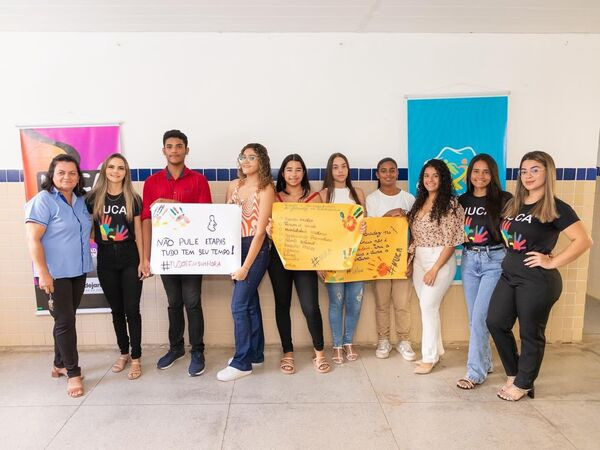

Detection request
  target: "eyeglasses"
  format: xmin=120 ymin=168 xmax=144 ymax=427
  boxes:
xmin=519 ymin=167 xmax=543 ymax=176
xmin=238 ymin=155 xmax=257 ymax=162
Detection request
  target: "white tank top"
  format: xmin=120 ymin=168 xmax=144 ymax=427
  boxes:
xmin=331 ymin=187 xmax=356 ymax=204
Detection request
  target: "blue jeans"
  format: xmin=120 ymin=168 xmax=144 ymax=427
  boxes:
xmin=461 ymin=247 xmax=505 ymax=383
xmin=326 ymin=281 xmax=364 ymax=347
xmin=229 ymin=237 xmax=270 ymax=371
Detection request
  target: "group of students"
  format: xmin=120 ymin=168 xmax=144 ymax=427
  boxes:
xmin=25 ymin=129 xmax=592 ymax=402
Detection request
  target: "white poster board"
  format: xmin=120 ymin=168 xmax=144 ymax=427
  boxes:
xmin=150 ymin=203 xmax=241 ymax=275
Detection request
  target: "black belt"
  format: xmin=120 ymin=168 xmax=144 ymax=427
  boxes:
xmin=465 ymin=244 xmax=504 ymax=253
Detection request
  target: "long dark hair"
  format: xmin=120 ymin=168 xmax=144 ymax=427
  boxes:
xmin=376 ymin=157 xmax=397 ymax=189
xmin=408 ymin=159 xmax=457 ymax=225
xmin=466 ymin=154 xmax=504 ymax=241
xmin=322 ymin=153 xmax=360 ymax=204
xmin=41 ymin=154 xmax=86 ymax=197
xmin=276 ymin=154 xmax=311 ymax=199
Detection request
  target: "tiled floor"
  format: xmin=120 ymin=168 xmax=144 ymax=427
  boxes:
xmin=1 ymin=341 xmax=600 ymax=450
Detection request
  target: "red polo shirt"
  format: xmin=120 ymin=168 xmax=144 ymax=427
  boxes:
xmin=141 ymin=166 xmax=212 ymax=221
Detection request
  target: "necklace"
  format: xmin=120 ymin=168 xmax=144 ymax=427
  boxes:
xmin=107 ymin=192 xmax=123 ymax=200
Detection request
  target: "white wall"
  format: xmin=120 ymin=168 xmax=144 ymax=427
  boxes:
xmin=1 ymin=32 xmax=599 ymax=169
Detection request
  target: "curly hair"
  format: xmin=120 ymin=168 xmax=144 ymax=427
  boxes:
xmin=237 ymin=143 xmax=274 ymax=191
xmin=408 ymin=159 xmax=457 ymax=225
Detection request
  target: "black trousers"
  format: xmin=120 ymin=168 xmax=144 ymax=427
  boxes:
xmin=268 ymin=247 xmax=324 ymax=353
xmin=47 ymin=274 xmax=87 ymax=378
xmin=97 ymin=241 xmax=143 ymax=359
xmin=486 ymin=252 xmax=562 ymax=390
xmin=160 ymin=274 xmax=204 ymax=354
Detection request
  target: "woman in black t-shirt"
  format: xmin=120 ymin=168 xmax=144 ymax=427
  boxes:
xmin=457 ymin=154 xmax=512 ymax=390
xmin=87 ymin=154 xmax=146 ymax=380
xmin=486 ymin=151 xmax=592 ymax=401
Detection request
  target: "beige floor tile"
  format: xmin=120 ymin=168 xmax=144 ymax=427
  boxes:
xmin=0 ymin=350 xmax=111 ymax=406
xmin=532 ymin=401 xmax=600 ymax=450
xmin=223 ymin=403 xmax=397 ymax=450
xmin=0 ymin=405 xmax=76 ymax=449
xmin=230 ymin=347 xmax=378 ymax=404
xmin=382 ymin=401 xmax=574 ymax=449
xmin=48 ymin=404 xmax=228 ymax=450
xmin=84 ymin=347 xmax=234 ymax=405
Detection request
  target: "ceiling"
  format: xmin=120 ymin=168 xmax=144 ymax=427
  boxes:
xmin=0 ymin=0 xmax=599 ymax=33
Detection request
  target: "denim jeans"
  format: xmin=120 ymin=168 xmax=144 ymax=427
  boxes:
xmin=326 ymin=281 xmax=364 ymax=347
xmin=461 ymin=247 xmax=505 ymax=383
xmin=229 ymin=236 xmax=270 ymax=371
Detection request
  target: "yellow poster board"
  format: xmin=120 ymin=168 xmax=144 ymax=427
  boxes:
xmin=325 ymin=217 xmax=408 ymax=283
xmin=272 ymin=202 xmax=365 ymax=270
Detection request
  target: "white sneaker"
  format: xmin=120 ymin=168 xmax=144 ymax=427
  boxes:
xmin=228 ymin=357 xmax=263 ymax=369
xmin=396 ymin=341 xmax=417 ymax=361
xmin=375 ymin=339 xmax=392 ymax=359
xmin=216 ymin=365 xmax=252 ymax=382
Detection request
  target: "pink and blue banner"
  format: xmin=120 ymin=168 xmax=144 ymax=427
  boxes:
xmin=20 ymin=124 xmax=121 ymax=312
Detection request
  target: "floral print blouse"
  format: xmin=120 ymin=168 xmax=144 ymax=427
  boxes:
xmin=408 ymin=198 xmax=464 ymax=259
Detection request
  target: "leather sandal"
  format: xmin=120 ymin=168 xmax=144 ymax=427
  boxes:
xmin=343 ymin=344 xmax=358 ymax=361
xmin=280 ymin=356 xmax=295 ymax=375
xmin=128 ymin=359 xmax=142 ymax=380
xmin=456 ymin=377 xmax=477 ymax=390
xmin=413 ymin=362 xmax=435 ymax=374
xmin=112 ymin=354 xmax=130 ymax=373
xmin=67 ymin=376 xmax=84 ymax=398
xmin=497 ymin=384 xmax=535 ymax=401
xmin=332 ymin=347 xmax=344 ymax=365
xmin=51 ymin=366 xmax=67 ymax=378
xmin=313 ymin=357 xmax=331 ymax=374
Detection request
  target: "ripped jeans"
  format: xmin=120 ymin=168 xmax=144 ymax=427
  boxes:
xmin=326 ymin=281 xmax=364 ymax=347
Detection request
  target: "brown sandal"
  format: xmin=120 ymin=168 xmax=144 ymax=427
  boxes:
xmin=128 ymin=359 xmax=142 ymax=380
xmin=456 ymin=378 xmax=477 ymax=390
xmin=51 ymin=366 xmax=67 ymax=378
xmin=343 ymin=344 xmax=358 ymax=362
xmin=313 ymin=357 xmax=331 ymax=374
xmin=332 ymin=347 xmax=344 ymax=365
xmin=67 ymin=376 xmax=84 ymax=398
xmin=280 ymin=356 xmax=295 ymax=374
xmin=112 ymin=354 xmax=130 ymax=373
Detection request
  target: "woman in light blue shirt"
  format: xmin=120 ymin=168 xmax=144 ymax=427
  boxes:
xmin=25 ymin=154 xmax=93 ymax=398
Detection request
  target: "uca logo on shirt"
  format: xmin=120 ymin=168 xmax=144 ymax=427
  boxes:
xmin=505 ymin=213 xmax=533 ymax=224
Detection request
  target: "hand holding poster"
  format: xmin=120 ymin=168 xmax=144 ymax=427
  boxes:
xmin=271 ymin=202 xmax=364 ymax=270
xmin=325 ymin=217 xmax=408 ymax=283
xmin=150 ymin=203 xmax=241 ymax=275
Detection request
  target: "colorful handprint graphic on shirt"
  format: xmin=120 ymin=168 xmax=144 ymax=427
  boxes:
xmin=500 ymin=219 xmax=526 ymax=251
xmin=339 ymin=206 xmax=364 ymax=232
xmin=99 ymin=215 xmax=114 ymax=241
xmin=111 ymin=225 xmax=129 ymax=241
xmin=464 ymin=216 xmax=489 ymax=244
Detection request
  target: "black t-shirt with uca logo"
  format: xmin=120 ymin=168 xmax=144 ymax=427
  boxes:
xmin=86 ymin=193 xmax=142 ymax=245
xmin=500 ymin=197 xmax=579 ymax=255
xmin=459 ymin=191 xmax=512 ymax=247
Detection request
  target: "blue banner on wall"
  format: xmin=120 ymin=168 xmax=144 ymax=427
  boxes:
xmin=407 ymin=95 xmax=508 ymax=282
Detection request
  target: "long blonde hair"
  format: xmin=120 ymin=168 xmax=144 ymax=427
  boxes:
xmin=89 ymin=153 xmax=141 ymax=223
xmin=503 ymin=151 xmax=558 ymax=223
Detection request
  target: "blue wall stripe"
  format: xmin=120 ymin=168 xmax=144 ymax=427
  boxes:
xmin=1 ymin=167 xmax=597 ymax=182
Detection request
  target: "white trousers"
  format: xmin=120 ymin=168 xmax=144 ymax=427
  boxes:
xmin=412 ymin=246 xmax=456 ymax=364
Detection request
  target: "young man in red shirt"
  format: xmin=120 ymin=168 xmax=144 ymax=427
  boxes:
xmin=142 ymin=130 xmax=212 ymax=376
